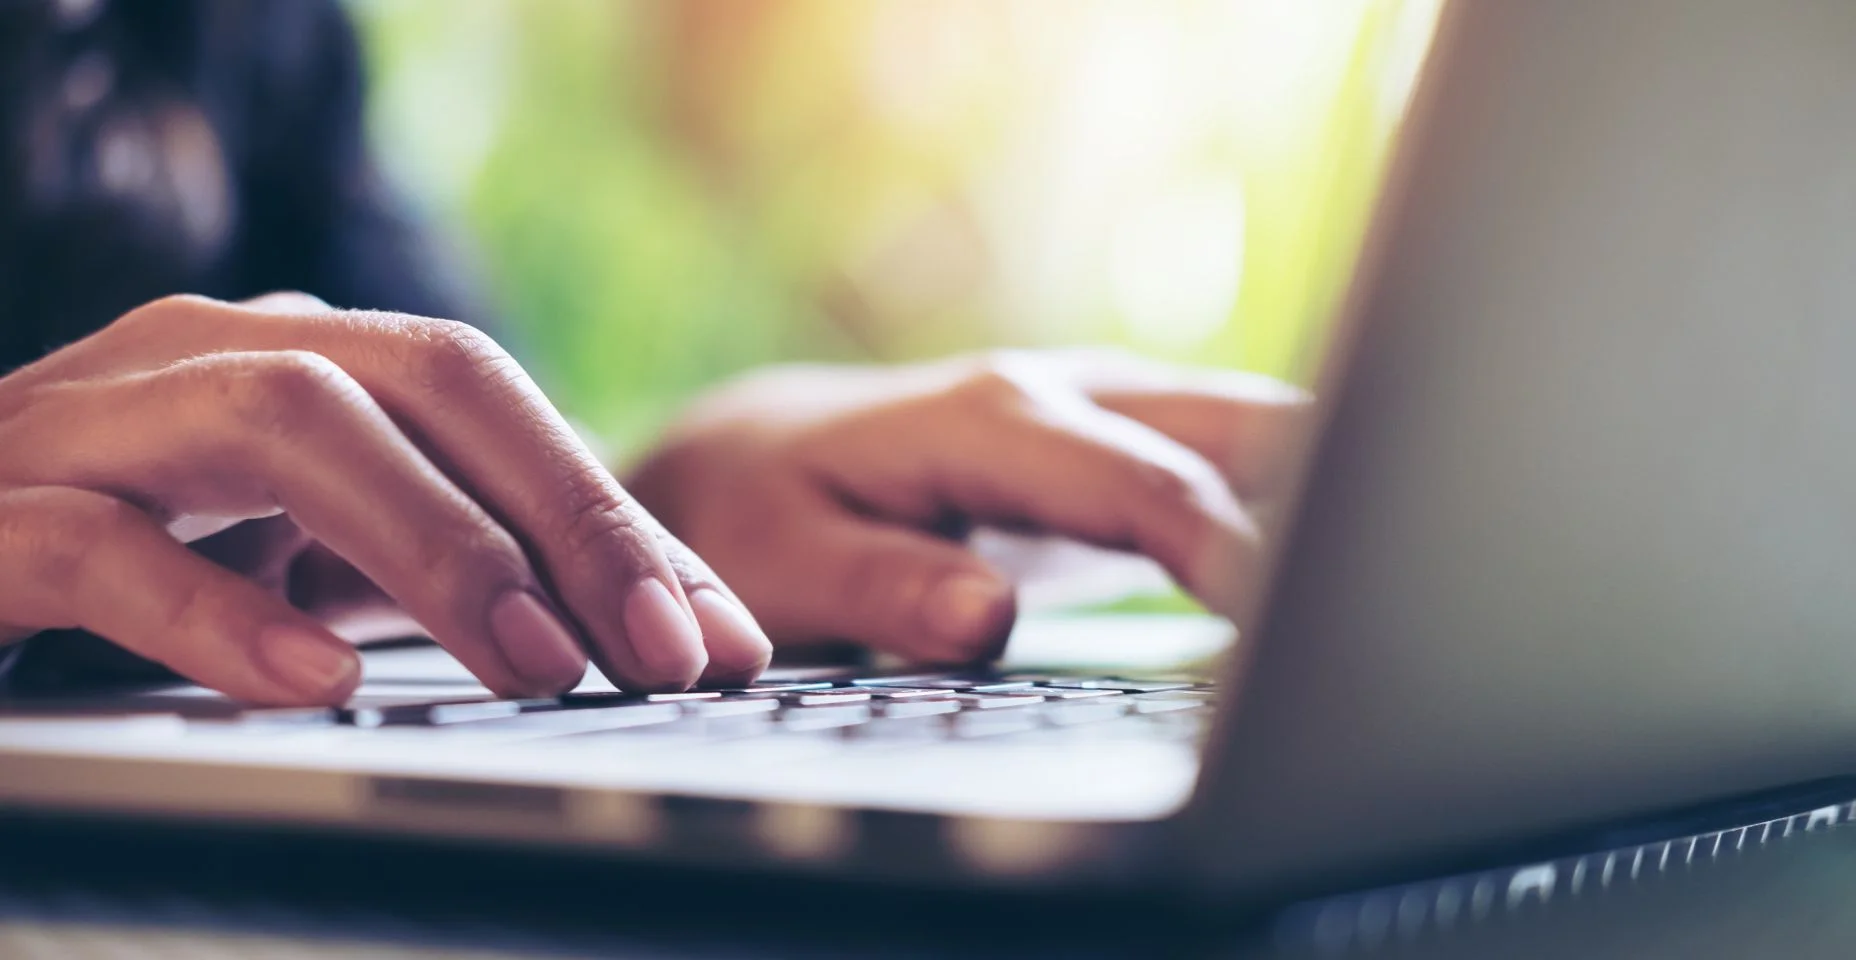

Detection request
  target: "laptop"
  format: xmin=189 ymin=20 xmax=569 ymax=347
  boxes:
xmin=5 ymin=0 xmax=1856 ymax=947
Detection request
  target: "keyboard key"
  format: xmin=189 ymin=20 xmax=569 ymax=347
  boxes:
xmin=950 ymin=693 xmax=1046 ymax=710
xmin=346 ymin=700 xmax=528 ymax=728
xmin=847 ymin=674 xmax=949 ymax=686
xmin=1132 ymin=689 xmax=1216 ymax=703
xmin=957 ymin=680 xmax=1038 ymax=693
xmin=427 ymin=701 xmax=534 ymax=724
xmin=684 ymin=698 xmax=781 ymax=718
xmin=559 ymin=690 xmax=719 ymax=707
xmin=1038 ymin=678 xmax=1194 ymax=693
xmin=437 ymin=703 xmax=682 ymax=737
xmin=1002 ymin=673 xmax=1112 ymax=685
xmin=779 ymin=704 xmax=872 ymax=732
xmin=781 ymin=690 xmax=873 ymax=707
xmin=754 ymin=666 xmax=863 ymax=683
xmin=1131 ymin=697 xmax=1207 ymax=715
xmin=876 ymin=698 xmax=963 ymax=719
xmin=555 ymin=691 xmax=621 ymax=705
xmin=234 ymin=708 xmax=341 ymax=726
xmin=860 ymin=678 xmax=1034 ymax=693
xmin=1029 ymin=687 xmax=1123 ymax=700
xmin=720 ymin=682 xmax=837 ymax=694
xmin=854 ymin=687 xmax=950 ymax=700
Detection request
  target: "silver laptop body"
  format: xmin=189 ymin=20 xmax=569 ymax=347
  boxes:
xmin=4 ymin=0 xmax=1856 ymax=914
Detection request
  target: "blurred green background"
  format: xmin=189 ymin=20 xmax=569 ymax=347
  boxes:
xmin=349 ymin=0 xmax=1440 ymax=454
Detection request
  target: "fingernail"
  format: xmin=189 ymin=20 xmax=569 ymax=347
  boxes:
xmin=257 ymin=626 xmax=361 ymax=700
xmin=489 ymin=590 xmax=589 ymax=693
xmin=624 ymin=578 xmax=707 ymax=687
xmin=690 ymin=588 xmax=772 ymax=680
xmin=925 ymin=573 xmax=1015 ymax=649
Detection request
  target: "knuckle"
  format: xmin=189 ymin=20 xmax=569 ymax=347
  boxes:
xmin=659 ymin=542 xmax=719 ymax=593
xmin=110 ymin=293 xmax=223 ymax=339
xmin=398 ymin=319 xmax=516 ymax=396
xmin=123 ymin=293 xmax=220 ymax=325
xmin=419 ymin=522 xmax=532 ymax=593
xmin=557 ymin=483 xmax=650 ymax=561
xmin=1131 ymin=458 xmax=1205 ymax=512
xmin=215 ymin=350 xmax=356 ymax=434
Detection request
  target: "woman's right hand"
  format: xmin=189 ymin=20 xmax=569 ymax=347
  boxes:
xmin=0 ymin=293 xmax=772 ymax=706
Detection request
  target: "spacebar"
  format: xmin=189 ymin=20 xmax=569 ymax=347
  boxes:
xmin=438 ymin=703 xmax=682 ymax=737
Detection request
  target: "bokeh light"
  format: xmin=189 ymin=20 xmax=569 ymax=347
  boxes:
xmin=352 ymin=0 xmax=1441 ymax=450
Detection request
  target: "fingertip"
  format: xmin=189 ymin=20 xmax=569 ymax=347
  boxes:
xmin=922 ymin=572 xmax=1016 ymax=663
xmin=487 ymin=590 xmax=590 ymax=696
xmin=621 ymin=578 xmax=708 ymax=690
xmin=254 ymin=624 xmax=362 ymax=705
xmin=689 ymin=587 xmax=773 ymax=687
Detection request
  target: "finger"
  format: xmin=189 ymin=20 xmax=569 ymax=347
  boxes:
xmin=987 ymin=405 xmax=1265 ymax=618
xmin=1087 ymin=382 xmax=1309 ymax=497
xmin=820 ymin=365 xmax=1266 ymax=619
xmin=187 ymin=517 xmax=421 ymax=646
xmin=0 ymin=292 xmax=351 ymax=396
xmin=5 ymin=351 xmax=588 ymax=698
xmin=645 ymin=524 xmax=773 ymax=687
xmin=188 ymin=299 xmax=711 ymax=691
xmin=286 ymin=541 xmax=423 ymax=645
xmin=763 ymin=506 xmax=1016 ymax=665
xmin=1043 ymin=349 xmax=1311 ymax=495
xmin=0 ymin=487 xmax=360 ymax=705
xmin=43 ymin=295 xmax=725 ymax=691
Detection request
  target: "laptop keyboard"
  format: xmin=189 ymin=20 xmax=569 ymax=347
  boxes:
xmin=229 ymin=672 xmax=1217 ymax=745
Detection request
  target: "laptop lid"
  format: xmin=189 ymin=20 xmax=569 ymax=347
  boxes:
xmin=1186 ymin=0 xmax=1856 ymax=899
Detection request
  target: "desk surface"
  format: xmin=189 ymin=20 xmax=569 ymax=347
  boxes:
xmin=6 ymin=813 xmax=1856 ymax=959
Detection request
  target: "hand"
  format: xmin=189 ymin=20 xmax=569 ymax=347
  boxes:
xmin=0 ymin=294 xmax=771 ymax=705
xmin=627 ymin=349 xmax=1307 ymax=664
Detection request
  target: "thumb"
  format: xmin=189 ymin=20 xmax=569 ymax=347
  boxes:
xmin=787 ymin=515 xmax=1017 ymax=665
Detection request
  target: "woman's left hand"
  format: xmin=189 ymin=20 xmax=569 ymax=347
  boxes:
xmin=627 ymin=349 xmax=1309 ymax=665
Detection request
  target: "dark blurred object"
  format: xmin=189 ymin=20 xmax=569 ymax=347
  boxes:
xmin=0 ymin=0 xmax=474 ymax=378
xmin=0 ymin=514 xmax=409 ymax=699
xmin=8 ymin=805 xmax=1856 ymax=958
xmin=0 ymin=627 xmax=178 ymax=697
xmin=0 ymin=809 xmax=1210 ymax=959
